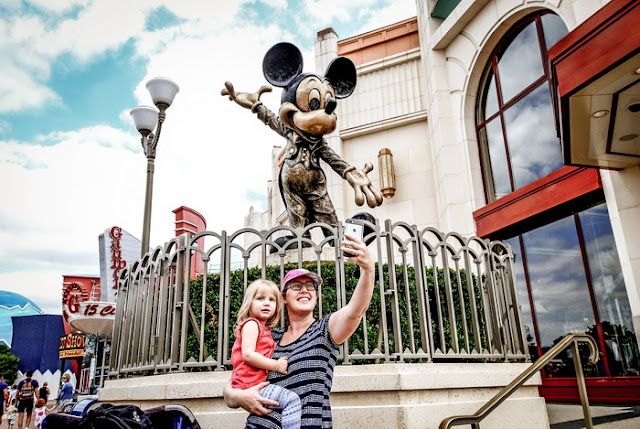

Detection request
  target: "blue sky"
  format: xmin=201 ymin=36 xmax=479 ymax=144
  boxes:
xmin=0 ymin=0 xmax=416 ymax=315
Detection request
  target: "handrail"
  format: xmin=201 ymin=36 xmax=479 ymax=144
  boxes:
xmin=439 ymin=333 xmax=599 ymax=429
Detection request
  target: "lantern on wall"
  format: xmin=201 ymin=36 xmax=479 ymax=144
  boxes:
xmin=378 ymin=148 xmax=396 ymax=198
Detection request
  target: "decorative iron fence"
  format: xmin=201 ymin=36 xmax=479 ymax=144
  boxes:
xmin=109 ymin=219 xmax=529 ymax=377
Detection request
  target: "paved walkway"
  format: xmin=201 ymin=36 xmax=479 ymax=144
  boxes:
xmin=2 ymin=401 xmax=639 ymax=428
xmin=548 ymin=403 xmax=640 ymax=429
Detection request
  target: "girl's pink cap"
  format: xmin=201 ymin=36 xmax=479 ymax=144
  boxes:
xmin=281 ymin=269 xmax=323 ymax=292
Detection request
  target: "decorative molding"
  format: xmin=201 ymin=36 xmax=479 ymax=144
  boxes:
xmin=357 ymin=48 xmax=421 ymax=74
xmin=340 ymin=110 xmax=428 ymax=139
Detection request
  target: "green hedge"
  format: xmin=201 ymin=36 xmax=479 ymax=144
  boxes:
xmin=186 ymin=262 xmax=487 ymax=366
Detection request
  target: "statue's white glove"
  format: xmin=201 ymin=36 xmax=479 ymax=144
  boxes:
xmin=343 ymin=163 xmax=384 ymax=208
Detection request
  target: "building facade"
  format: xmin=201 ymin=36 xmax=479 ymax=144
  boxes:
xmin=247 ymin=0 xmax=640 ymax=402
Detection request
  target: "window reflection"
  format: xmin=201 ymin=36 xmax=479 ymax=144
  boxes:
xmin=521 ymin=215 xmax=604 ymax=377
xmin=480 ymin=118 xmax=511 ymax=199
xmin=508 ymin=204 xmax=640 ymax=378
xmin=579 ymin=205 xmax=640 ymax=376
xmin=476 ymin=13 xmax=567 ymax=201
xmin=497 ymin=22 xmax=544 ymax=103
xmin=522 ymin=217 xmax=595 ymax=346
xmin=503 ymin=84 xmax=563 ymax=188
xmin=478 ymin=69 xmax=499 ymax=122
xmin=505 ymin=237 xmax=538 ymax=359
xmin=541 ymin=13 xmax=569 ymax=49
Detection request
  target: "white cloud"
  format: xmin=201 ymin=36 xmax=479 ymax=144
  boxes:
xmin=24 ymin=0 xmax=86 ymax=14
xmin=51 ymin=0 xmax=149 ymax=62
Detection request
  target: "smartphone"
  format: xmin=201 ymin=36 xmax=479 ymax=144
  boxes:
xmin=343 ymin=219 xmax=364 ymax=256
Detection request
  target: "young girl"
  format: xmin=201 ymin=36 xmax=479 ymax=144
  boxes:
xmin=230 ymin=279 xmax=301 ymax=429
xmin=6 ymin=397 xmax=18 ymax=429
xmin=33 ymin=398 xmax=47 ymax=428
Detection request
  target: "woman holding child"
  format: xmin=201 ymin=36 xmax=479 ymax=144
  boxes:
xmin=224 ymin=232 xmax=375 ymax=428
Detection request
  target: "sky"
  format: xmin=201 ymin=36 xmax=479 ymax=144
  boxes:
xmin=0 ymin=0 xmax=417 ymax=315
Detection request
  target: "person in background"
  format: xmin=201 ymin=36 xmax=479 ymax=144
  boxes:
xmin=56 ymin=374 xmax=74 ymax=412
xmin=38 ymin=381 xmax=50 ymax=405
xmin=0 ymin=374 xmax=9 ymax=427
xmin=33 ymin=398 xmax=46 ymax=428
xmin=8 ymin=385 xmax=17 ymax=406
xmin=6 ymin=397 xmax=18 ymax=429
xmin=16 ymin=370 xmax=39 ymax=429
xmin=0 ymin=374 xmax=8 ymax=425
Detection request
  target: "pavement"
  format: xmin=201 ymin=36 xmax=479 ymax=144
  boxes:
xmin=547 ymin=403 xmax=640 ymax=429
xmin=1 ymin=401 xmax=639 ymax=428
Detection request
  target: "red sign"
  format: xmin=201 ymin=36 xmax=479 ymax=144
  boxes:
xmin=110 ymin=226 xmax=126 ymax=288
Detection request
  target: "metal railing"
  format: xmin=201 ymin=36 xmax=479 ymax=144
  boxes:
xmin=109 ymin=219 xmax=529 ymax=376
xmin=439 ymin=333 xmax=599 ymax=429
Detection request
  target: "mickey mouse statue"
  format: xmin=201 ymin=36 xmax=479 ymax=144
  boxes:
xmin=221 ymin=42 xmax=383 ymax=230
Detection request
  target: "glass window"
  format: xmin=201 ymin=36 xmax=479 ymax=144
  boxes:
xmin=476 ymin=12 xmax=569 ymax=202
xmin=479 ymin=118 xmax=512 ymax=198
xmin=522 ymin=216 xmax=596 ymax=347
xmin=579 ymin=205 xmax=640 ymax=376
xmin=507 ymin=203 xmax=639 ymax=378
xmin=505 ymin=237 xmax=538 ymax=359
xmin=521 ymin=215 xmax=604 ymax=377
xmin=541 ymin=13 xmax=569 ymax=49
xmin=496 ymin=21 xmax=545 ymax=103
xmin=478 ymin=69 xmax=499 ymax=122
xmin=502 ymin=84 xmax=563 ymax=189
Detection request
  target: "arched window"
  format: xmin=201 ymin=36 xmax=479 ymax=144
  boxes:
xmin=476 ymin=12 xmax=569 ymax=202
xmin=474 ymin=11 xmax=640 ymax=387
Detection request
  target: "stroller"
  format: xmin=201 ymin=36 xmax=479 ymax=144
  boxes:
xmin=42 ymin=401 xmax=201 ymax=429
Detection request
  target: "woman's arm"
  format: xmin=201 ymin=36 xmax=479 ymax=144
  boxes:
xmin=329 ymin=233 xmax=376 ymax=345
xmin=241 ymin=320 xmax=288 ymax=374
xmin=223 ymin=381 xmax=278 ymax=414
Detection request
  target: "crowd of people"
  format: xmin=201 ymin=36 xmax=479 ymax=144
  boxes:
xmin=0 ymin=371 xmax=74 ymax=429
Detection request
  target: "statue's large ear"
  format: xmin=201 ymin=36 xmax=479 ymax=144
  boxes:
xmin=263 ymin=43 xmax=303 ymax=87
xmin=325 ymin=57 xmax=356 ymax=99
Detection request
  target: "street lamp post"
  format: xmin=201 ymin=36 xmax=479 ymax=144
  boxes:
xmin=130 ymin=77 xmax=180 ymax=258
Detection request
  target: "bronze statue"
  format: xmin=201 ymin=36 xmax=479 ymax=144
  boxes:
xmin=222 ymin=42 xmax=383 ymax=229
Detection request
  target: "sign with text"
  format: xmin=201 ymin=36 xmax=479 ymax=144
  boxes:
xmin=59 ymin=333 xmax=86 ymax=359
xmin=98 ymin=226 xmax=142 ymax=303
xmin=64 ymin=299 xmax=116 ymax=336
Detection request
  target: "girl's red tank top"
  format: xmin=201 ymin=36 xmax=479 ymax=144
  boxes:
xmin=230 ymin=318 xmax=276 ymax=388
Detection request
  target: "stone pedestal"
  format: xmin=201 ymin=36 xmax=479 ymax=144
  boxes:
xmin=100 ymin=363 xmax=549 ymax=428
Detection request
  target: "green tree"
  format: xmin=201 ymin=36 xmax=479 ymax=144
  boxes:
xmin=0 ymin=344 xmax=20 ymax=384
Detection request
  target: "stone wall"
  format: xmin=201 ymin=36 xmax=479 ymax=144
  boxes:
xmin=100 ymin=363 xmax=549 ymax=428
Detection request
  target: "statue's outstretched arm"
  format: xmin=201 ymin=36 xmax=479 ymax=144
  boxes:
xmin=221 ymin=81 xmax=272 ymax=112
xmin=221 ymin=81 xmax=286 ymax=136
xmin=318 ymin=143 xmax=384 ymax=209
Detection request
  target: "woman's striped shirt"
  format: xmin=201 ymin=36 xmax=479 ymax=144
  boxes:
xmin=245 ymin=314 xmax=339 ymax=429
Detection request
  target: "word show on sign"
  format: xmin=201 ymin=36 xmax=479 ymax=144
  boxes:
xmin=59 ymin=333 xmax=86 ymax=350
